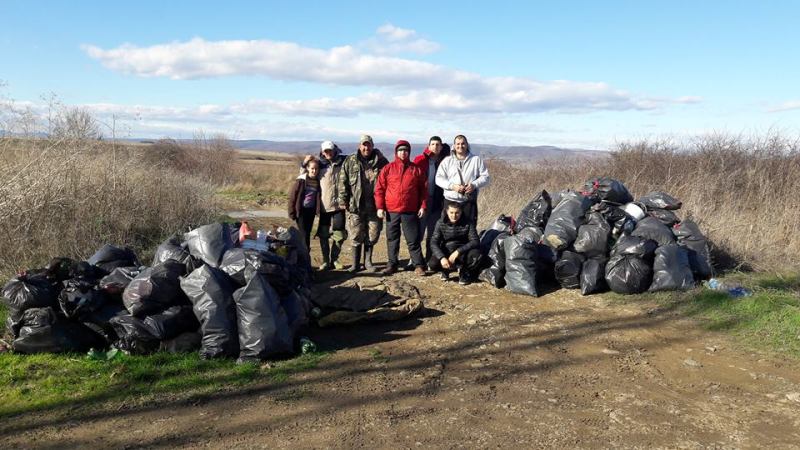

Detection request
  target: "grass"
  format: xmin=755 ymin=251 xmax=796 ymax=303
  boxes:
xmin=612 ymin=272 xmax=800 ymax=358
xmin=0 ymin=339 xmax=327 ymax=418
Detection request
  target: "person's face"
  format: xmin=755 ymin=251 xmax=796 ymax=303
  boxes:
xmin=321 ymin=148 xmax=334 ymax=161
xmin=396 ymin=147 xmax=409 ymax=162
xmin=447 ymin=206 xmax=462 ymax=223
xmin=454 ymin=137 xmax=468 ymax=156
xmin=428 ymin=140 xmax=442 ymax=155
xmin=307 ymin=162 xmax=320 ymax=178
xmin=359 ymin=141 xmax=373 ymax=157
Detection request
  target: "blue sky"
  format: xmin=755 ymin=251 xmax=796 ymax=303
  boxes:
xmin=2 ymin=1 xmax=799 ymax=148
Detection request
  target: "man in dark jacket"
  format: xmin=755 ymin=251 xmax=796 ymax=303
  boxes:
xmin=413 ymin=136 xmax=450 ymax=266
xmin=374 ymin=140 xmax=427 ymax=275
xmin=338 ymin=135 xmax=389 ymax=272
xmin=429 ymin=202 xmax=483 ymax=285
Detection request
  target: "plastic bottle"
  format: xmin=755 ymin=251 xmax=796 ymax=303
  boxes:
xmin=299 ymin=337 xmax=317 ymax=354
xmin=703 ymin=278 xmax=752 ymax=297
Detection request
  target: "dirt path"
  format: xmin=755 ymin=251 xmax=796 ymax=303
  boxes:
xmin=4 ymin=220 xmax=800 ymax=448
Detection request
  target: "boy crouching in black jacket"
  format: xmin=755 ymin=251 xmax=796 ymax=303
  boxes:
xmin=429 ymin=202 xmax=484 ymax=285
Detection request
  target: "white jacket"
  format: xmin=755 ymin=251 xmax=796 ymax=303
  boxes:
xmin=435 ymin=152 xmax=490 ymax=203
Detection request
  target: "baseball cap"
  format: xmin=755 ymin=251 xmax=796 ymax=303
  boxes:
xmin=359 ymin=134 xmax=373 ymax=145
xmin=320 ymin=140 xmax=335 ymax=151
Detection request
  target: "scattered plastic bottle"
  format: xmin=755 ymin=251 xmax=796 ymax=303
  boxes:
xmin=299 ymin=337 xmax=317 ymax=354
xmin=703 ymin=278 xmax=752 ymax=298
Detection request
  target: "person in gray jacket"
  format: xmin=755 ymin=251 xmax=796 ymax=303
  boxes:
xmin=435 ymin=135 xmax=490 ymax=225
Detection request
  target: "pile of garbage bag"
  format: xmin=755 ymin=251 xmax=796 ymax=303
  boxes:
xmin=480 ymin=177 xmax=713 ymax=297
xmin=2 ymin=223 xmax=315 ymax=363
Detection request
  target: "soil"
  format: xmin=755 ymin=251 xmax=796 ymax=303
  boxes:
xmin=4 ymin=219 xmax=800 ymax=449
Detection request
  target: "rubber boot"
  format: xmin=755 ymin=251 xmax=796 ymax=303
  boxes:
xmin=363 ymin=243 xmax=376 ymax=272
xmin=330 ymin=240 xmax=344 ymax=269
xmin=348 ymin=245 xmax=362 ymax=273
xmin=318 ymin=239 xmax=331 ymax=270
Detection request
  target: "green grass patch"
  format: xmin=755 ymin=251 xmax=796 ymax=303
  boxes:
xmin=612 ymin=273 xmax=800 ymax=357
xmin=0 ymin=346 xmax=327 ymax=418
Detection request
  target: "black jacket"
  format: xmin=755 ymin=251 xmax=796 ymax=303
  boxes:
xmin=430 ymin=214 xmax=479 ymax=260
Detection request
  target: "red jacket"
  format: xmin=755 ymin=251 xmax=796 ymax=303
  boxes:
xmin=374 ymin=156 xmax=428 ymax=213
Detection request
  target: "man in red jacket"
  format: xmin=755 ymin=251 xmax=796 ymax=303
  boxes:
xmin=374 ymin=140 xmax=427 ymax=275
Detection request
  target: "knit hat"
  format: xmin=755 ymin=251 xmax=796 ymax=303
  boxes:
xmin=395 ymin=139 xmax=411 ymax=153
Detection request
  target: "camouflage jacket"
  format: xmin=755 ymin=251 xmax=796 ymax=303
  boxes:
xmin=338 ymin=149 xmax=389 ymax=214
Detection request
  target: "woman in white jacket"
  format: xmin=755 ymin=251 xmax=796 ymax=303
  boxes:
xmin=435 ymin=135 xmax=490 ymax=225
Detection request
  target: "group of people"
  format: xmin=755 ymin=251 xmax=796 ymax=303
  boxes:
xmin=288 ymin=134 xmax=490 ymax=284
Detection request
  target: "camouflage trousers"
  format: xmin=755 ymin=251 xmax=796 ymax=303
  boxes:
xmin=347 ymin=211 xmax=382 ymax=247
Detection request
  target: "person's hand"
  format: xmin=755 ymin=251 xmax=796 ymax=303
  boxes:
xmin=417 ymin=207 xmax=425 ymax=218
xmin=440 ymin=257 xmax=451 ymax=270
xmin=448 ymin=250 xmax=459 ymax=265
xmin=302 ymin=154 xmax=314 ymax=167
xmin=464 ymin=184 xmax=475 ymax=194
xmin=377 ymin=209 xmax=385 ymax=219
xmin=450 ymin=183 xmax=461 ymax=192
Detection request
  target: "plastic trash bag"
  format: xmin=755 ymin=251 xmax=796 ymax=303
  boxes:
xmin=649 ymin=245 xmax=695 ymax=292
xmin=648 ymin=209 xmax=681 ymax=227
xmin=143 ymin=305 xmax=200 ymax=341
xmin=233 ymin=273 xmax=293 ymax=361
xmin=573 ymin=212 xmax=611 ymax=257
xmin=515 ymin=190 xmax=552 ymax=232
xmin=122 ymin=260 xmax=188 ymax=318
xmin=631 ymin=216 xmax=677 ymax=247
xmin=554 ymin=250 xmax=585 ymax=289
xmin=152 ymin=235 xmax=195 ymax=268
xmin=479 ymin=214 xmax=515 ymax=254
xmin=611 ymin=235 xmax=658 ymax=260
xmin=543 ymin=191 xmax=593 ymax=250
xmin=58 ymin=278 xmax=108 ymax=320
xmin=13 ymin=307 xmax=106 ymax=354
xmin=580 ymin=257 xmax=608 ymax=295
xmin=87 ymin=244 xmax=140 ymax=273
xmin=98 ymin=266 xmax=142 ymax=296
xmin=672 ymin=219 xmax=713 ymax=280
xmin=180 ymin=265 xmax=239 ymax=359
xmin=220 ymin=248 xmax=292 ymax=294
xmin=582 ymin=177 xmax=633 ymax=204
xmin=479 ymin=232 xmax=511 ymax=288
xmin=109 ymin=314 xmax=160 ymax=355
xmin=503 ymin=231 xmax=540 ymax=297
xmin=2 ymin=273 xmax=58 ymax=313
xmin=280 ymin=290 xmax=311 ymax=336
xmin=604 ymin=254 xmax=653 ymax=294
xmin=184 ymin=223 xmax=234 ymax=268
xmin=638 ymin=191 xmax=682 ymax=210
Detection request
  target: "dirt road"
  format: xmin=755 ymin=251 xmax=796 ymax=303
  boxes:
xmin=3 ymin=259 xmax=800 ymax=449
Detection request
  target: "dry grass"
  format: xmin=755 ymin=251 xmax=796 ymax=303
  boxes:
xmin=479 ymin=133 xmax=800 ymax=272
xmin=216 ymin=152 xmax=303 ymax=208
xmin=0 ymin=137 xmax=220 ymax=278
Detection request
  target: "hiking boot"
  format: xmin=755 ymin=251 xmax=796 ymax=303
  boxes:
xmin=318 ymin=262 xmax=331 ymax=271
xmin=348 ymin=245 xmax=362 ymax=273
xmin=319 ymin=239 xmax=331 ymax=271
xmin=363 ymin=244 xmax=376 ymax=272
xmin=330 ymin=241 xmax=344 ymax=269
xmin=440 ymin=272 xmax=449 ymax=282
xmin=405 ymin=260 xmax=416 ymax=271
xmin=458 ymin=273 xmax=471 ymax=285
xmin=382 ymin=264 xmax=397 ymax=275
xmin=414 ymin=266 xmax=426 ymax=276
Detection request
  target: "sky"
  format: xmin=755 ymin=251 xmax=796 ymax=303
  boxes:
xmin=1 ymin=1 xmax=799 ymax=149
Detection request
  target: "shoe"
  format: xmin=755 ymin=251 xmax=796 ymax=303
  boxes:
xmin=364 ymin=244 xmax=376 ymax=272
xmin=382 ymin=264 xmax=397 ymax=275
xmin=348 ymin=245 xmax=362 ymax=273
xmin=405 ymin=261 xmax=416 ymax=271
xmin=414 ymin=266 xmax=426 ymax=276
xmin=318 ymin=262 xmax=330 ymax=271
xmin=333 ymin=260 xmax=345 ymax=270
xmin=330 ymin=241 xmax=343 ymax=269
xmin=319 ymin=239 xmax=331 ymax=271
xmin=440 ymin=272 xmax=449 ymax=282
xmin=458 ymin=274 xmax=470 ymax=285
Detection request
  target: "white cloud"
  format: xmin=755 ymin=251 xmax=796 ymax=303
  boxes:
xmin=767 ymin=100 xmax=800 ymax=113
xmin=363 ymin=23 xmax=442 ymax=55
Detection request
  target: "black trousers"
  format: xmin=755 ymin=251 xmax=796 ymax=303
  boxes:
xmin=428 ymin=242 xmax=484 ymax=279
xmin=419 ymin=206 xmax=443 ymax=262
xmin=385 ymin=211 xmax=424 ymax=267
xmin=296 ymin=207 xmax=317 ymax=253
xmin=442 ymin=199 xmax=478 ymax=226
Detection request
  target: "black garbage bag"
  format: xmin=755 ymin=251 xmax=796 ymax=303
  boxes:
xmin=515 ymin=190 xmax=552 ymax=232
xmin=109 ymin=314 xmax=160 ymax=355
xmin=81 ymin=300 xmax=127 ymax=345
xmin=43 ymin=257 xmax=76 ymax=283
xmin=574 ymin=212 xmax=611 ymax=257
xmin=2 ymin=273 xmax=58 ymax=313
xmin=98 ymin=266 xmax=142 ymax=296
xmin=479 ymin=214 xmax=515 ymax=254
xmin=479 ymin=232 xmax=510 ymax=288
xmin=13 ymin=307 xmax=106 ymax=354
xmin=504 ymin=231 xmax=540 ymax=297
xmin=69 ymin=261 xmax=107 ymax=282
xmin=535 ymin=243 xmax=558 ymax=283
xmin=611 ymin=235 xmax=658 ymax=260
xmin=672 ymin=219 xmax=713 ymax=279
xmin=580 ymin=257 xmax=608 ymax=295
xmin=160 ymin=331 xmax=202 ymax=353
xmin=638 ymin=191 xmax=682 ymax=210
xmin=280 ymin=290 xmax=311 ymax=336
xmin=153 ymin=235 xmax=188 ymax=265
xmin=87 ymin=245 xmax=140 ymax=273
xmin=233 ymin=274 xmax=293 ymax=361
xmin=275 ymin=227 xmax=312 ymax=289
xmin=554 ymin=250 xmax=585 ymax=289
xmin=632 ymin=216 xmax=676 ymax=247
xmin=58 ymin=278 xmax=109 ymax=320
xmin=143 ymin=305 xmax=200 ymax=341
xmin=180 ymin=265 xmax=239 ymax=359
xmin=649 ymin=245 xmax=695 ymax=292
xmin=648 ymin=209 xmax=681 ymax=227
xmin=122 ymin=260 xmax=188 ymax=318
xmin=582 ymin=177 xmax=633 ymax=204
xmin=605 ymin=254 xmax=653 ymax=294
xmin=184 ymin=223 xmax=234 ymax=268
xmin=543 ymin=191 xmax=593 ymax=250
xmin=6 ymin=308 xmax=24 ymax=338
xmin=220 ymin=248 xmax=292 ymax=294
